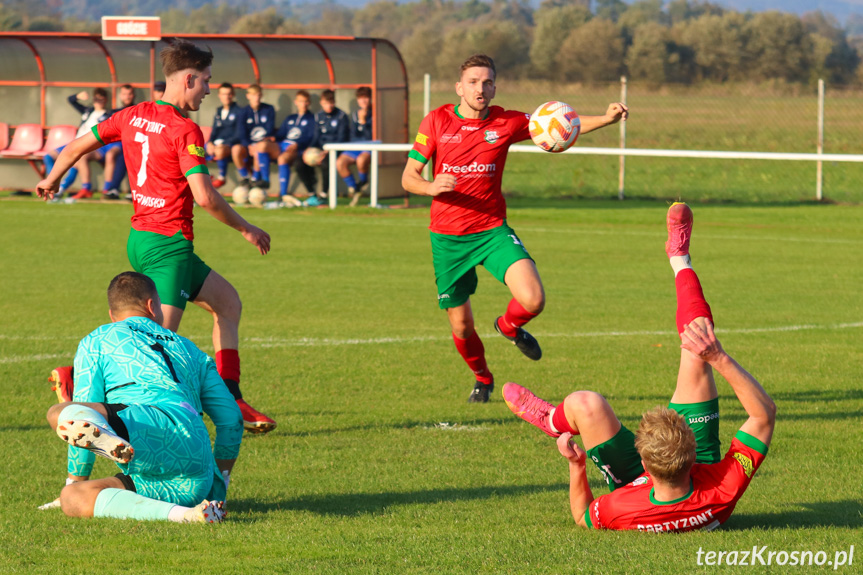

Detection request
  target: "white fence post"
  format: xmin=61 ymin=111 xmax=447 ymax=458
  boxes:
xmin=328 ymin=149 xmax=338 ymax=209
xmin=422 ymin=73 xmax=431 ymax=180
xmin=619 ymin=75 xmax=627 ymax=200
xmin=816 ymin=78 xmax=824 ymax=201
xmin=370 ymin=149 xmax=379 ymax=207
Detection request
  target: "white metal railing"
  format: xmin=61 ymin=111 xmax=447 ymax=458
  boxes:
xmin=322 ymin=142 xmax=863 ymax=209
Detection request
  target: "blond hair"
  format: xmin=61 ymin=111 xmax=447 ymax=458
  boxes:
xmin=635 ymin=407 xmax=697 ymax=483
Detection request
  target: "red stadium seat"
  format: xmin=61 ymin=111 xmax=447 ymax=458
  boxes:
xmin=0 ymin=124 xmax=44 ymax=157
xmin=33 ymin=125 xmax=76 ymax=157
xmin=0 ymin=123 xmax=8 ymax=151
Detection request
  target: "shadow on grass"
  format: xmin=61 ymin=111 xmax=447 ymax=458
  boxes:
xmin=231 ymin=482 xmax=574 ymax=518
xmin=727 ymin=500 xmax=863 ymax=530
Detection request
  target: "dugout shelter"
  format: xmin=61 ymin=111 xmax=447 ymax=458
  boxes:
xmin=0 ymin=32 xmax=408 ymax=197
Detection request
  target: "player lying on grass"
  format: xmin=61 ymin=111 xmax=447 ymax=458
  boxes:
xmin=504 ymin=203 xmax=776 ymax=531
xmin=42 ymin=272 xmax=241 ymax=523
xmin=402 ymin=54 xmax=628 ymax=403
xmin=36 ymin=39 xmax=277 ymax=433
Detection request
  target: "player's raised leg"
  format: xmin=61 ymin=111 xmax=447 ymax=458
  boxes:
xmin=193 ymin=270 xmax=276 ymax=433
xmin=494 ymin=256 xmax=545 ymax=361
xmin=47 ymin=402 xmax=134 ymax=464
xmin=447 ymin=300 xmax=495 ymax=403
xmin=665 ymin=202 xmax=721 ymax=463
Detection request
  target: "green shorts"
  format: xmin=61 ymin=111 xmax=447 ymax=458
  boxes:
xmin=586 ymin=398 xmax=721 ymax=491
xmin=430 ymin=222 xmax=532 ymax=309
xmin=127 ymin=229 xmax=211 ymax=310
xmin=116 ymin=403 xmax=215 ymax=507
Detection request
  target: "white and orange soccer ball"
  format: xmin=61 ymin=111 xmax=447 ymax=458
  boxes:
xmin=529 ymin=101 xmax=580 ymax=153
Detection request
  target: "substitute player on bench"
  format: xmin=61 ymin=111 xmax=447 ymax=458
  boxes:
xmin=44 ymin=272 xmax=240 ymax=523
xmin=504 ymin=203 xmax=776 ymax=531
xmin=37 ymin=39 xmax=277 ymax=433
xmin=402 ymin=54 xmax=627 ymax=403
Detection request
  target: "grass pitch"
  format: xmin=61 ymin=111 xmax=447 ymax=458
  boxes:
xmin=0 ymin=199 xmax=861 ymax=574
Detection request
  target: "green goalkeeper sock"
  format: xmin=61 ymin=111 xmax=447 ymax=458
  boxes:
xmin=94 ymin=488 xmax=177 ymax=521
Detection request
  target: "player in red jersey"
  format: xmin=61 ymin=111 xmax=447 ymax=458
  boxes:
xmin=503 ymin=203 xmax=776 ymax=532
xmin=402 ymin=54 xmax=628 ymax=403
xmin=36 ymin=40 xmax=277 ymax=434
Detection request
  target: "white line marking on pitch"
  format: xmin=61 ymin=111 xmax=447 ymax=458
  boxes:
xmin=2 ymin=322 xmax=861 ymax=363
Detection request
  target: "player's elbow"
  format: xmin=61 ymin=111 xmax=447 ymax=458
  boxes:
xmin=764 ymin=397 xmax=777 ymax=425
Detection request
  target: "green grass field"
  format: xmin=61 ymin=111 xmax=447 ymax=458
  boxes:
xmin=1 ymin=199 xmax=861 ymax=574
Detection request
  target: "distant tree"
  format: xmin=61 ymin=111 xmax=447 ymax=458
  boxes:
xmin=0 ymin=4 xmax=23 ymax=30
xmin=26 ymin=16 xmax=63 ymax=31
xmin=594 ymin=0 xmax=627 ymax=23
xmin=802 ymin=11 xmax=860 ymax=84
xmin=625 ymin=21 xmax=671 ymax=84
xmin=304 ymin=7 xmax=353 ymax=36
xmin=618 ymin=0 xmax=668 ymax=40
xmin=455 ymin=0 xmax=491 ymax=21
xmin=228 ymin=7 xmax=284 ymax=34
xmin=744 ymin=11 xmax=812 ymax=82
xmin=666 ymin=0 xmax=724 ymax=25
xmin=557 ymin=18 xmax=624 ymax=82
xmin=674 ymin=12 xmax=747 ymax=82
xmin=353 ymin=1 xmax=410 ymax=44
xmin=161 ymin=5 xmax=245 ymax=34
xmin=400 ymin=23 xmax=445 ymax=79
xmin=277 ymin=18 xmax=305 ymax=35
xmin=530 ymin=3 xmax=591 ymax=78
xmin=539 ymin=0 xmax=589 ymax=9
xmin=436 ymin=20 xmax=531 ymax=80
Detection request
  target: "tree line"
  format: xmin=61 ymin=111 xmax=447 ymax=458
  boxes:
xmin=1 ymin=0 xmax=861 ymax=86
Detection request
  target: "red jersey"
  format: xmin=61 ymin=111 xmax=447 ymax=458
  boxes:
xmin=94 ymin=101 xmax=209 ymax=241
xmin=586 ymin=431 xmax=768 ymax=532
xmin=409 ymin=104 xmax=531 ymax=235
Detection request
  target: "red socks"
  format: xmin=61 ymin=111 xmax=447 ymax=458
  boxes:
xmin=552 ymin=401 xmax=579 ymax=435
xmin=498 ymin=298 xmax=539 ymax=338
xmin=675 ymin=269 xmax=713 ymax=335
xmin=452 ymin=331 xmax=493 ymax=385
xmin=215 ymin=349 xmax=241 ymax=383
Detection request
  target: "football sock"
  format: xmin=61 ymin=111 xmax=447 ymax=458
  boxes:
xmin=81 ymin=182 xmax=92 ymax=192
xmin=109 ymin=159 xmax=127 ymax=189
xmin=94 ymin=488 xmax=176 ymax=521
xmin=238 ymin=166 xmax=250 ymax=179
xmin=216 ymin=349 xmax=242 ymax=400
xmin=670 ymin=255 xmax=692 ymax=277
xmin=217 ymin=159 xmax=228 ymax=179
xmin=675 ymin=268 xmax=713 ymax=334
xmin=57 ymin=404 xmax=111 ymax=431
xmin=552 ymin=401 xmax=579 ymax=435
xmin=343 ymin=174 xmax=357 ymax=189
xmin=257 ymin=153 xmax=270 ymax=182
xmin=278 ymin=163 xmax=291 ymax=196
xmin=357 ymin=172 xmax=368 ymax=185
xmin=60 ymin=168 xmax=78 ymax=190
xmin=44 ymin=153 xmax=56 ymax=175
xmin=452 ymin=331 xmax=493 ymax=385
xmin=498 ymin=298 xmax=539 ymax=338
xmin=253 ymin=170 xmax=261 ymax=181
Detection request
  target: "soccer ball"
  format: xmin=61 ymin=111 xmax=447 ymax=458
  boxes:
xmin=529 ymin=101 xmax=580 ymax=153
xmin=248 ymin=187 xmax=266 ymax=207
xmin=303 ymin=147 xmax=324 ymax=166
xmin=232 ymin=185 xmax=249 ymax=205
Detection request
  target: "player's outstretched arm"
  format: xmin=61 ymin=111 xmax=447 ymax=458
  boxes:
xmin=187 ymin=172 xmax=271 ymax=255
xmin=401 ymin=158 xmax=456 ymax=197
xmin=36 ymin=132 xmax=103 ymax=200
xmin=557 ymin=433 xmax=594 ymax=528
xmin=680 ymin=321 xmax=777 ymax=448
xmin=578 ymin=102 xmax=629 ymax=135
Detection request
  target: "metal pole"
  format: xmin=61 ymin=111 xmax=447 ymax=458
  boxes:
xmin=619 ymin=76 xmax=627 ymax=200
xmin=370 ymin=149 xmax=379 ymax=207
xmin=816 ymin=78 xmax=824 ymax=201
xmin=328 ymin=149 xmax=337 ymax=209
xmin=423 ymin=73 xmax=431 ymax=181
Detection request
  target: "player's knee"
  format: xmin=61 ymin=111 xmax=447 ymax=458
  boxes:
xmin=59 ymin=483 xmax=88 ymax=517
xmin=524 ymin=292 xmax=545 ymax=314
xmin=565 ymin=391 xmax=609 ymax=423
xmin=46 ymin=402 xmax=69 ymax=428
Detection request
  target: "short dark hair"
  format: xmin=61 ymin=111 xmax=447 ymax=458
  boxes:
xmin=160 ymin=39 xmax=213 ymax=77
xmin=120 ymin=84 xmax=133 ymax=92
xmin=93 ymin=87 xmax=108 ymax=100
xmin=219 ymin=82 xmax=234 ymax=93
xmin=107 ymin=272 xmax=159 ymax=313
xmin=321 ymin=89 xmax=335 ymax=102
xmin=355 ymin=86 xmax=371 ymax=99
xmin=296 ymin=89 xmax=310 ymax=100
xmin=460 ymin=54 xmax=496 ymax=80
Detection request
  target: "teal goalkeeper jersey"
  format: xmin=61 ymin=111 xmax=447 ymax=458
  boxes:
xmin=68 ymin=316 xmax=242 ymax=477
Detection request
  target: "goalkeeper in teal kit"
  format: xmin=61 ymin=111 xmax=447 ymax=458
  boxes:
xmin=43 ymin=272 xmax=242 ymax=523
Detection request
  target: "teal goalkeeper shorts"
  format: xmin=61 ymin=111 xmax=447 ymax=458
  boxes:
xmin=430 ymin=222 xmax=533 ymax=309
xmin=115 ymin=402 xmax=215 ymax=506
